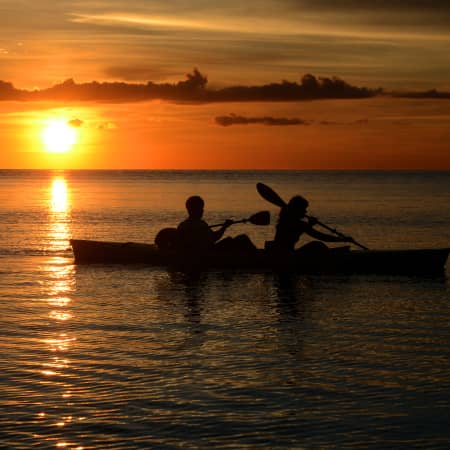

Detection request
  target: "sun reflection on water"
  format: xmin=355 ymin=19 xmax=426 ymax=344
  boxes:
xmin=37 ymin=175 xmax=83 ymax=448
xmin=51 ymin=177 xmax=69 ymax=213
xmin=47 ymin=176 xmax=72 ymax=253
xmin=43 ymin=334 xmax=76 ymax=353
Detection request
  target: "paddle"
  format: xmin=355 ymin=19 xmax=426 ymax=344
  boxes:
xmin=256 ymin=182 xmax=369 ymax=250
xmin=209 ymin=210 xmax=270 ymax=228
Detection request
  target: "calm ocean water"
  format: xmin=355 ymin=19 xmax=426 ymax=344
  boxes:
xmin=0 ymin=170 xmax=449 ymax=449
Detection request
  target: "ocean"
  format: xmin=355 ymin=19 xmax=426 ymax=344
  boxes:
xmin=0 ymin=169 xmax=449 ymax=449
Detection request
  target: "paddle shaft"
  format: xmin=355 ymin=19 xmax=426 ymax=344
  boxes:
xmin=306 ymin=214 xmax=369 ymax=250
xmin=209 ymin=218 xmax=247 ymax=228
xmin=209 ymin=210 xmax=270 ymax=229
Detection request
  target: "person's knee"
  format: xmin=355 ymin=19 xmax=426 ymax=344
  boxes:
xmin=234 ymin=234 xmax=257 ymax=252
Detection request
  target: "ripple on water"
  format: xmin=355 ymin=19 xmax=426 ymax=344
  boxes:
xmin=1 ymin=260 xmax=450 ymax=448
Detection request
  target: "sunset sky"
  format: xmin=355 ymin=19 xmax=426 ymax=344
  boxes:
xmin=1 ymin=0 xmax=450 ymax=169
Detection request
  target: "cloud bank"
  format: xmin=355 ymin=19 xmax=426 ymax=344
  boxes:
xmin=215 ymin=114 xmax=308 ymax=126
xmin=0 ymin=69 xmax=381 ymax=103
xmin=2 ymin=69 xmax=448 ymax=104
xmin=215 ymin=114 xmax=369 ymax=127
xmin=392 ymin=89 xmax=450 ymax=99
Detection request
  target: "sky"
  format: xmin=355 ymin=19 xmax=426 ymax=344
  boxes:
xmin=1 ymin=0 xmax=450 ymax=169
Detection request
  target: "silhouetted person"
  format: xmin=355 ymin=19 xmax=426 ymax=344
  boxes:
xmin=270 ymin=195 xmax=353 ymax=255
xmin=177 ymin=195 xmax=233 ymax=255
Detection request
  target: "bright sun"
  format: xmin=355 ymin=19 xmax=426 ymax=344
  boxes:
xmin=42 ymin=120 xmax=77 ymax=153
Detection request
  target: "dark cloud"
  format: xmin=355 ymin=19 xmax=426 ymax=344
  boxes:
xmin=215 ymin=114 xmax=308 ymax=127
xmin=0 ymin=69 xmax=380 ymax=103
xmin=215 ymin=115 xmax=369 ymax=127
xmin=68 ymin=118 xmax=83 ymax=127
xmin=281 ymin=1 xmax=450 ymax=30
xmin=392 ymin=89 xmax=450 ymax=99
xmin=291 ymin=0 xmax=450 ymax=11
xmin=211 ymin=74 xmax=380 ymax=102
xmin=320 ymin=119 xmax=368 ymax=125
xmin=97 ymin=122 xmax=117 ymax=130
xmin=0 ymin=80 xmax=24 ymax=100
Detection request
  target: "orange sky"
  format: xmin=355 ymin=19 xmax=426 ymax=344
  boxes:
xmin=1 ymin=97 xmax=449 ymax=169
xmin=1 ymin=1 xmax=450 ymax=169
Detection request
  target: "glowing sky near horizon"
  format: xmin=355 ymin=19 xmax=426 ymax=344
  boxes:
xmin=1 ymin=0 xmax=449 ymax=169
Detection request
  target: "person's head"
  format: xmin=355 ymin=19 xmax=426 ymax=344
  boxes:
xmin=287 ymin=195 xmax=308 ymax=217
xmin=185 ymin=195 xmax=204 ymax=219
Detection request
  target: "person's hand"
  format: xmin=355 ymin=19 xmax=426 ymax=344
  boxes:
xmin=307 ymin=216 xmax=319 ymax=226
xmin=223 ymin=219 xmax=234 ymax=229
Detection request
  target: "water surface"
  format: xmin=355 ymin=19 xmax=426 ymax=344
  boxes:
xmin=0 ymin=170 xmax=449 ymax=449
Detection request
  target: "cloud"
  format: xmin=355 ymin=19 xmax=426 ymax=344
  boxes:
xmin=97 ymin=121 xmax=117 ymax=130
xmin=289 ymin=0 xmax=450 ymax=11
xmin=0 ymin=80 xmax=24 ymax=100
xmin=70 ymin=3 xmax=450 ymax=38
xmin=391 ymin=89 xmax=450 ymax=99
xmin=67 ymin=117 xmax=117 ymax=130
xmin=282 ymin=0 xmax=450 ymax=29
xmin=215 ymin=114 xmax=369 ymax=127
xmin=215 ymin=114 xmax=308 ymax=127
xmin=68 ymin=118 xmax=83 ymax=127
xmin=211 ymin=73 xmax=380 ymax=102
xmin=0 ymin=69 xmax=380 ymax=103
xmin=320 ymin=119 xmax=368 ymax=125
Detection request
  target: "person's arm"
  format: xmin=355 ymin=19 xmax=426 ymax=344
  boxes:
xmin=211 ymin=219 xmax=233 ymax=242
xmin=305 ymin=219 xmax=353 ymax=243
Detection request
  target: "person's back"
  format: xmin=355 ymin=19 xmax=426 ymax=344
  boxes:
xmin=176 ymin=195 xmax=223 ymax=256
xmin=177 ymin=215 xmax=214 ymax=254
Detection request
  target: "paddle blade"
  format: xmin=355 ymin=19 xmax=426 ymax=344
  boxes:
xmin=256 ymin=183 xmax=286 ymax=208
xmin=248 ymin=210 xmax=270 ymax=226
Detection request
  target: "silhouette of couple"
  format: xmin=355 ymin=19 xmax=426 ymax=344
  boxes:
xmin=156 ymin=194 xmax=353 ymax=257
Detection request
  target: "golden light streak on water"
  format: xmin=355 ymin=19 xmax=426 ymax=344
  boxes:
xmin=37 ymin=175 xmax=83 ymax=449
xmin=49 ymin=311 xmax=72 ymax=321
xmin=45 ymin=175 xmax=75 ymax=322
xmin=49 ymin=297 xmax=71 ymax=307
xmin=50 ymin=177 xmax=69 ymax=213
xmin=42 ymin=334 xmax=76 ymax=352
xmin=43 ymin=357 xmax=69 ymax=371
xmin=45 ymin=260 xmax=75 ymax=296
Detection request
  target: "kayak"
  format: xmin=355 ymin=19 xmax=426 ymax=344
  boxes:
xmin=69 ymin=239 xmax=449 ymax=276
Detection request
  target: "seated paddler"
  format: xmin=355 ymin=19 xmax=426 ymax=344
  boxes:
xmin=176 ymin=195 xmax=233 ymax=255
xmin=268 ymin=195 xmax=354 ymax=255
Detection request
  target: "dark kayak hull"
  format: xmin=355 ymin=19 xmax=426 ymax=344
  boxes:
xmin=69 ymin=239 xmax=449 ymax=276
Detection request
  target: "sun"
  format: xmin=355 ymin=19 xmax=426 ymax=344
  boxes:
xmin=42 ymin=120 xmax=77 ymax=153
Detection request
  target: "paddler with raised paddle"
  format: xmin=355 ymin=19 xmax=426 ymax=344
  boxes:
xmin=256 ymin=183 xmax=367 ymax=256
